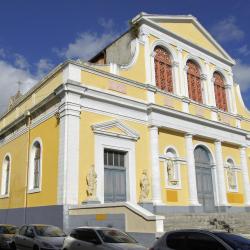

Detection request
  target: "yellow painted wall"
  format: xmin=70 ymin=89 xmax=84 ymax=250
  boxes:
xmin=0 ymin=133 xmax=28 ymax=209
xmin=159 ymin=21 xmax=225 ymax=59
xmin=189 ymin=103 xmax=211 ymax=120
xmin=222 ymin=143 xmax=244 ymax=206
xmin=81 ymin=70 xmax=147 ymax=101
xmin=155 ymin=93 xmax=182 ymax=112
xmin=119 ymin=44 xmax=146 ymax=83
xmin=79 ymin=111 xmax=151 ymax=204
xmin=158 ymin=129 xmax=189 ymax=205
xmin=0 ymin=71 xmax=63 ymax=131
xmin=0 ymin=116 xmax=59 ymax=209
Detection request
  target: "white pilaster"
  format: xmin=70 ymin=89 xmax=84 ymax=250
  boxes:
xmin=201 ymin=74 xmax=209 ymax=105
xmin=150 ymin=126 xmax=162 ymax=204
xmin=185 ymin=133 xmax=199 ymax=206
xmin=173 ymin=61 xmax=181 ymax=96
xmin=214 ymin=140 xmax=228 ymax=206
xmin=183 ymin=65 xmax=189 ymax=97
xmin=225 ymin=84 xmax=234 ymax=113
xmin=177 ymin=47 xmax=185 ymax=96
xmin=228 ymin=72 xmax=237 ymax=114
xmin=56 ymin=84 xmax=81 ymax=206
xmin=240 ymin=146 xmax=250 ymax=206
xmin=210 ymin=77 xmax=217 ymax=107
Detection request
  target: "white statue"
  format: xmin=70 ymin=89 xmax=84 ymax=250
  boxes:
xmin=139 ymin=170 xmax=150 ymax=202
xmin=167 ymin=159 xmax=175 ymax=181
xmin=86 ymin=165 xmax=97 ymax=198
xmin=227 ymin=164 xmax=236 ymax=190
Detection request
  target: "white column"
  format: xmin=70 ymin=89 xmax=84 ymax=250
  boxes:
xmin=183 ymin=65 xmax=189 ymax=97
xmin=210 ymin=77 xmax=217 ymax=107
xmin=228 ymin=72 xmax=237 ymax=114
xmin=214 ymin=140 xmax=228 ymax=206
xmin=173 ymin=61 xmax=181 ymax=96
xmin=185 ymin=133 xmax=199 ymax=206
xmin=201 ymin=74 xmax=209 ymax=105
xmin=240 ymin=146 xmax=250 ymax=206
xmin=225 ymin=84 xmax=234 ymax=113
xmin=150 ymin=126 xmax=162 ymax=204
xmin=177 ymin=47 xmax=185 ymax=96
xmin=56 ymin=84 xmax=81 ymax=206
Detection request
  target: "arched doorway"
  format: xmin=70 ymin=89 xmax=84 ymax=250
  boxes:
xmin=194 ymin=146 xmax=215 ymax=212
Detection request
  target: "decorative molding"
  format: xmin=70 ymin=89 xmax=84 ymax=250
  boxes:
xmin=92 ymin=119 xmax=140 ymax=141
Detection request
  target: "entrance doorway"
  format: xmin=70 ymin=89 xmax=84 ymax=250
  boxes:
xmin=104 ymin=149 xmax=127 ymax=202
xmin=194 ymin=146 xmax=215 ymax=212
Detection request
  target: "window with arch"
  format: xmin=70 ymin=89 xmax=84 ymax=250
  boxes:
xmin=226 ymin=159 xmax=237 ymax=192
xmin=214 ymin=71 xmax=227 ymax=112
xmin=186 ymin=60 xmax=203 ymax=103
xmin=1 ymin=155 xmax=11 ymax=196
xmin=29 ymin=141 xmax=42 ymax=191
xmin=154 ymin=46 xmax=173 ymax=93
xmin=165 ymin=147 xmax=180 ymax=188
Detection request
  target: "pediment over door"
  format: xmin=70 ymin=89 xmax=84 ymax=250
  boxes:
xmin=91 ymin=120 xmax=140 ymax=141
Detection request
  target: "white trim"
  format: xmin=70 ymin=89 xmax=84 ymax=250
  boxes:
xmin=28 ymin=138 xmax=43 ymax=192
xmin=0 ymin=153 xmax=11 ymax=197
xmin=92 ymin=119 xmax=140 ymax=141
xmin=94 ymin=134 xmax=137 ymax=204
xmin=132 ymin=14 xmax=235 ymax=65
xmin=150 ymin=39 xmax=179 ymax=95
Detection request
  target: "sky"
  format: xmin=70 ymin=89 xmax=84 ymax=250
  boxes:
xmin=0 ymin=0 xmax=250 ymax=114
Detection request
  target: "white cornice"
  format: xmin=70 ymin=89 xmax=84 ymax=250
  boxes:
xmin=133 ymin=14 xmax=235 ymax=66
xmin=92 ymin=119 xmax=140 ymax=141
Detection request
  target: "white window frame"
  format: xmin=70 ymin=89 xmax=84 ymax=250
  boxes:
xmin=28 ymin=138 xmax=43 ymax=193
xmin=94 ymin=134 xmax=136 ymax=204
xmin=150 ymin=40 xmax=179 ymax=95
xmin=0 ymin=153 xmax=11 ymax=198
xmin=164 ymin=146 xmax=181 ymax=189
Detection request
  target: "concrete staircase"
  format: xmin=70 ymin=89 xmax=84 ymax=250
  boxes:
xmin=161 ymin=213 xmax=250 ymax=234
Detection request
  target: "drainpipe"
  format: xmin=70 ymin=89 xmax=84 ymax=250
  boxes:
xmin=24 ymin=111 xmax=31 ymax=224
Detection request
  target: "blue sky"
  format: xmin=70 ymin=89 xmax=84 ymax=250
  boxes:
xmin=0 ymin=0 xmax=249 ymax=113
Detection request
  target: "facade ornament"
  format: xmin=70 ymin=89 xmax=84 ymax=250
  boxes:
xmin=226 ymin=162 xmax=237 ymax=190
xmin=167 ymin=159 xmax=178 ymax=185
xmin=139 ymin=170 xmax=150 ymax=202
xmin=86 ymin=165 xmax=97 ymax=199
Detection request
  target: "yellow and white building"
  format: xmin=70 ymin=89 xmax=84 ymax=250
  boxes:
xmin=1 ymin=13 xmax=250 ymax=242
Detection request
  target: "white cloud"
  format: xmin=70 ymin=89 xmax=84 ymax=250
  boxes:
xmin=233 ymin=60 xmax=250 ymax=92
xmin=14 ymin=53 xmax=30 ymax=69
xmin=211 ymin=17 xmax=245 ymax=43
xmin=55 ymin=31 xmax=118 ymax=60
xmin=98 ymin=18 xmax=114 ymax=30
xmin=36 ymin=58 xmax=54 ymax=78
xmin=238 ymin=44 xmax=250 ymax=56
xmin=0 ymin=53 xmax=54 ymax=115
xmin=0 ymin=48 xmax=5 ymax=58
xmin=55 ymin=18 xmax=120 ymax=60
xmin=0 ymin=60 xmax=36 ymax=115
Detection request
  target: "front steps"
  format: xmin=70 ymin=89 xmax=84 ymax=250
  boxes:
xmin=161 ymin=213 xmax=250 ymax=233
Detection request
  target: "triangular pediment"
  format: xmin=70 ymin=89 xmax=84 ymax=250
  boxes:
xmin=133 ymin=13 xmax=235 ymax=65
xmin=92 ymin=120 xmax=140 ymax=141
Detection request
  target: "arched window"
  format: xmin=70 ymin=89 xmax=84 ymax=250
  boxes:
xmin=165 ymin=148 xmax=180 ymax=188
xmin=226 ymin=159 xmax=237 ymax=192
xmin=29 ymin=141 xmax=42 ymax=191
xmin=214 ymin=72 xmax=227 ymax=112
xmin=154 ymin=46 xmax=173 ymax=93
xmin=1 ymin=155 xmax=11 ymax=196
xmin=186 ymin=60 xmax=203 ymax=103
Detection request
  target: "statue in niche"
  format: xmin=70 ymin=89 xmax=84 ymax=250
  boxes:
xmin=167 ymin=159 xmax=178 ymax=185
xmin=86 ymin=165 xmax=97 ymax=198
xmin=139 ymin=170 xmax=150 ymax=202
xmin=227 ymin=163 xmax=237 ymax=190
